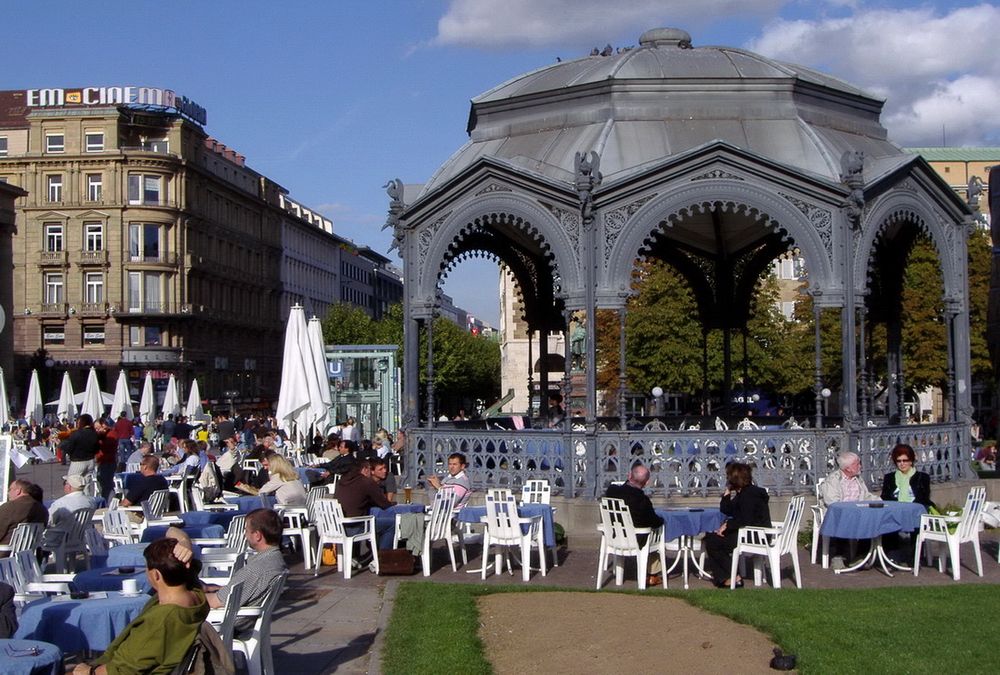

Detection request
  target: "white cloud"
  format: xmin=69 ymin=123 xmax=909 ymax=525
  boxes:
xmin=749 ymin=3 xmax=1000 ymax=146
xmin=435 ymin=0 xmax=784 ymax=48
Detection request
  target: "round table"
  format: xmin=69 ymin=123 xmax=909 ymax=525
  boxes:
xmin=370 ymin=504 xmax=426 ymax=549
xmin=140 ymin=523 xmax=224 ymax=543
xmin=819 ymin=501 xmax=926 ymax=576
xmin=14 ymin=592 xmax=150 ymax=653
xmin=230 ymin=495 xmax=277 ymax=512
xmin=72 ymin=566 xmax=151 ymax=593
xmin=0 ymin=639 xmax=63 ymax=675
xmin=181 ymin=510 xmax=240 ymax=530
xmin=654 ymin=507 xmax=726 ymax=588
xmin=106 ymin=543 xmax=148 ymax=568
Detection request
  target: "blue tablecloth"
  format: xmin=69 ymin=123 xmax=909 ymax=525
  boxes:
xmin=14 ymin=592 xmax=150 ymax=653
xmin=141 ymin=524 xmax=224 ymax=542
xmin=370 ymin=504 xmax=426 ymax=548
xmin=0 ymin=639 xmax=63 ymax=675
xmin=457 ymin=503 xmax=556 ymax=548
xmin=820 ymin=501 xmax=926 ymax=539
xmin=107 ymin=543 xmax=148 ymax=567
xmin=229 ymin=495 xmax=276 ymax=512
xmin=654 ymin=507 xmax=726 ymax=541
xmin=72 ymin=566 xmax=151 ymax=593
xmin=114 ymin=472 xmax=140 ymax=491
xmin=182 ymin=510 xmax=240 ymax=530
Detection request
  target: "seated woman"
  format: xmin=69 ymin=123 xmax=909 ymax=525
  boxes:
xmin=71 ymin=537 xmax=207 ymax=675
xmin=880 ymin=443 xmax=933 ymax=508
xmin=258 ymin=454 xmax=307 ymax=506
xmin=703 ymin=462 xmax=771 ymax=588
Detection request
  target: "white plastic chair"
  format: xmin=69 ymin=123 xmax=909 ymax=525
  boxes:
xmin=40 ymin=507 xmax=96 ymax=573
xmin=482 ymin=490 xmax=546 ymax=582
xmin=139 ymin=489 xmax=183 ymax=531
xmin=84 ymin=527 xmax=109 ymax=562
xmin=230 ymin=570 xmax=288 ymax=675
xmin=730 ymin=495 xmax=806 ymax=589
xmin=194 ymin=514 xmax=248 ymax=554
xmin=0 ymin=522 xmax=44 ymax=556
xmin=7 ymin=550 xmax=76 ymax=604
xmin=279 ymin=508 xmax=315 ymax=569
xmin=596 ymin=497 xmax=666 ymax=590
xmin=102 ymin=509 xmax=139 ymax=546
xmin=191 ymin=484 xmax=239 ymax=512
xmin=312 ymin=499 xmax=378 ymax=579
xmin=810 ymin=477 xmax=826 ymax=565
xmin=126 ymin=462 xmax=141 ymax=474
xmin=207 ymin=580 xmax=245 ymax=653
xmin=393 ymin=489 xmax=463 ymax=576
xmin=168 ymin=467 xmax=197 ymax=514
xmin=914 ymin=486 xmax=987 ymax=581
xmin=520 ymin=479 xmax=558 ymax=567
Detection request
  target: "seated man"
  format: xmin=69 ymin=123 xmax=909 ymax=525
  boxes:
xmin=314 ymin=439 xmax=357 ymax=483
xmin=120 ymin=455 xmax=170 ymax=508
xmin=126 ymin=440 xmax=153 ymax=466
xmin=45 ymin=474 xmax=97 ymax=539
xmin=369 ymin=458 xmax=397 ymax=502
xmin=0 ymin=480 xmax=48 ymax=547
xmin=427 ymin=452 xmax=472 ymax=508
xmin=199 ymin=509 xmax=286 ymax=633
xmin=605 ymin=465 xmax=664 ymax=585
xmin=819 ymin=451 xmax=877 ymax=507
xmin=72 ymin=537 xmax=207 ymax=675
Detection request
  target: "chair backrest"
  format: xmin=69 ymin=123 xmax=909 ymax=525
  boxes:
xmin=5 ymin=522 xmax=43 ymax=553
xmin=84 ymin=527 xmax=109 ymax=558
xmin=83 ymin=473 xmax=101 ymax=499
xmin=0 ymin=555 xmax=23 ymax=589
xmin=246 ymin=569 xmax=288 ymax=647
xmin=103 ymin=509 xmax=137 ymax=544
xmin=13 ymin=550 xmax=43 ymax=587
xmin=598 ymin=497 xmax=640 ymax=551
xmin=313 ymin=499 xmax=346 ymax=539
xmin=215 ymin=580 xmax=245 ymax=652
xmin=426 ymin=489 xmax=458 ymax=540
xmin=813 ymin=477 xmax=826 ymax=501
xmin=958 ymin=486 xmax=988 ymax=539
xmin=521 ymin=480 xmax=551 ymax=505
xmin=305 ymin=488 xmax=325 ymax=522
xmin=324 ymin=474 xmax=340 ymax=495
xmin=485 ymin=490 xmax=524 ymax=541
xmin=143 ymin=489 xmax=171 ymax=520
xmin=776 ymin=496 xmax=806 ymax=554
xmin=126 ymin=462 xmax=141 ymax=473
xmin=225 ymin=515 xmax=248 ymax=550
xmin=190 ymin=484 xmax=208 ymax=511
xmin=67 ymin=508 xmax=97 ymax=547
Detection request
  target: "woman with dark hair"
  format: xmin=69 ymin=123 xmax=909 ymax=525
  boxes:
xmin=880 ymin=443 xmax=933 ymax=508
xmin=703 ymin=462 xmax=771 ymax=588
xmin=71 ymin=537 xmax=207 ymax=675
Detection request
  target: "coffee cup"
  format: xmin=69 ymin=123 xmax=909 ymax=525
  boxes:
xmin=121 ymin=578 xmax=139 ymax=595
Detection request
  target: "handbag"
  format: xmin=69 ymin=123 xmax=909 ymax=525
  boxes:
xmin=377 ymin=548 xmax=417 ymax=575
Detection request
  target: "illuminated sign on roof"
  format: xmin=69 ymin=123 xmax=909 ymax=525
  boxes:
xmin=25 ymin=86 xmax=206 ymax=126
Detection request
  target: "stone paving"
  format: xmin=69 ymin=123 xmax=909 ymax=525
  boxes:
xmin=12 ymin=461 xmax=1000 ymax=674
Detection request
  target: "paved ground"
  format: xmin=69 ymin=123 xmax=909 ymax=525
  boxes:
xmin=13 ymin=461 xmax=1000 ymax=674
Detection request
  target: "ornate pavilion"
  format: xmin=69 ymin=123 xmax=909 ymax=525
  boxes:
xmin=386 ymin=28 xmax=975 ymax=497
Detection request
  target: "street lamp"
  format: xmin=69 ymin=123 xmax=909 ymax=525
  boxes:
xmin=651 ymin=386 xmax=664 ymax=418
xmin=820 ymin=387 xmax=831 ymax=426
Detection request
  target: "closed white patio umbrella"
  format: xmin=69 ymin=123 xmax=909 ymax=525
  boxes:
xmin=24 ymin=370 xmax=44 ymax=425
xmin=0 ymin=366 xmax=12 ymax=426
xmin=80 ymin=367 xmax=104 ymax=421
xmin=276 ymin=304 xmax=320 ymax=444
xmin=307 ymin=315 xmax=332 ymax=434
xmin=110 ymin=370 xmax=134 ymax=420
xmin=56 ymin=371 xmax=78 ymax=423
xmin=185 ymin=378 xmax=205 ymax=420
xmin=139 ymin=372 xmax=156 ymax=424
xmin=162 ymin=374 xmax=181 ymax=419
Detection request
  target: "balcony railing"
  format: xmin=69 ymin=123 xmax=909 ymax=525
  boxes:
xmin=77 ymin=249 xmax=108 ymax=265
xmin=125 ymin=252 xmax=179 ymax=266
xmin=113 ymin=302 xmax=195 ymax=316
xmin=38 ymin=250 xmax=68 ymax=265
xmin=39 ymin=302 xmax=67 ymax=316
xmin=80 ymin=302 xmax=107 ymax=315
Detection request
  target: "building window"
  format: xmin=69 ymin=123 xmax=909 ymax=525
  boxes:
xmin=128 ymin=223 xmax=162 ymax=261
xmin=145 ymin=326 xmax=162 ymax=346
xmin=44 ymin=272 xmax=64 ymax=304
xmin=85 ymin=131 xmax=104 ymax=152
xmin=127 ymin=174 xmax=162 ymax=205
xmin=0 ymin=137 xmax=7 ymax=157
xmin=84 ymin=222 xmax=103 ymax=251
xmin=86 ymin=174 xmax=102 ymax=201
xmin=127 ymin=271 xmax=166 ymax=312
xmin=47 ymin=174 xmax=63 ymax=202
xmin=45 ymin=133 xmax=64 ymax=153
xmin=43 ymin=324 xmax=65 ymax=345
xmin=44 ymin=223 xmax=64 ymax=252
xmin=83 ymin=324 xmax=105 ymax=346
xmin=85 ymin=272 xmax=104 ymax=303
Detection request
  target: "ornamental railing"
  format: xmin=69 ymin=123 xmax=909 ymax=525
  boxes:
xmin=407 ymin=422 xmax=968 ymax=499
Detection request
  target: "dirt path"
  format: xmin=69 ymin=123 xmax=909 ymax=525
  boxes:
xmin=478 ymin=592 xmax=782 ymax=674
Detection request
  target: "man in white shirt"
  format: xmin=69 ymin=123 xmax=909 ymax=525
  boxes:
xmin=45 ymin=474 xmax=96 ymax=543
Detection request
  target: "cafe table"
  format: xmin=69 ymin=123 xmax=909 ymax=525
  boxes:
xmin=819 ymin=501 xmax=926 ymax=576
xmin=181 ymin=510 xmax=241 ymax=530
xmin=140 ymin=523 xmax=224 ymax=543
xmin=369 ymin=504 xmax=426 ymax=549
xmin=654 ymin=507 xmax=726 ymax=588
xmin=457 ymin=502 xmax=556 ymax=574
xmin=0 ymin=639 xmax=63 ymax=675
xmin=106 ymin=543 xmax=149 ymax=568
xmin=14 ymin=592 xmax=150 ymax=654
xmin=72 ymin=566 xmax=151 ymax=593
xmin=228 ymin=494 xmax=277 ymax=513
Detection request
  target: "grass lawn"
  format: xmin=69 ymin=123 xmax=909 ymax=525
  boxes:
xmin=383 ymin=582 xmax=1000 ymax=674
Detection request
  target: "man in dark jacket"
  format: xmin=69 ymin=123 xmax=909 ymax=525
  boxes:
xmin=60 ymin=414 xmax=100 ymax=478
xmin=605 ymin=464 xmax=664 ymax=585
xmin=0 ymin=480 xmax=48 ymax=546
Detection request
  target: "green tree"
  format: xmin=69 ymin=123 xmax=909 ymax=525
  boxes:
xmin=967 ymin=227 xmax=991 ymax=382
xmin=321 ymin=302 xmax=375 ymax=345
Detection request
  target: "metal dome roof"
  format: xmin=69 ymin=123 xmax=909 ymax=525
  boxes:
xmin=419 ymin=28 xmax=907 ymax=198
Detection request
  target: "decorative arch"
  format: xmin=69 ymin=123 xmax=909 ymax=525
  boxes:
xmin=857 ymin=192 xmax=964 ymax=303
xmin=602 ymin=180 xmax=835 ymax=300
xmin=413 ymin=192 xmax=581 ymax=308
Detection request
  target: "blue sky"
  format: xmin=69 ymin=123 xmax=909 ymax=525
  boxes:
xmin=6 ymin=1 xmax=997 ymax=326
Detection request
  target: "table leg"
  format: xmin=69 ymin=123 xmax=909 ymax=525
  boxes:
xmin=834 ymin=538 xmax=879 ymax=574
